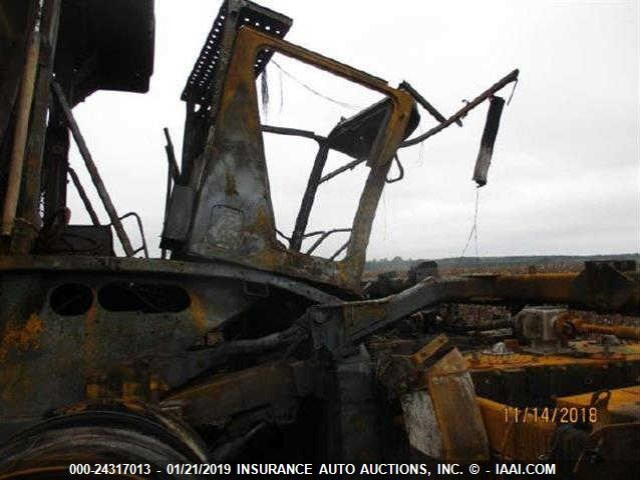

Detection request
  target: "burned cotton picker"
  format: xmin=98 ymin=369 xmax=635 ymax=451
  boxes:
xmin=0 ymin=0 xmax=637 ymax=477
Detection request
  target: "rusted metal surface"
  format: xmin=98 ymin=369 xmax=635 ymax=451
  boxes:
xmin=572 ymin=321 xmax=640 ymax=340
xmin=467 ymin=347 xmax=640 ymax=371
xmin=555 ymin=311 xmax=640 ymax=341
xmin=164 ymin=361 xmax=312 ymax=426
xmin=0 ymin=272 xmax=250 ymax=424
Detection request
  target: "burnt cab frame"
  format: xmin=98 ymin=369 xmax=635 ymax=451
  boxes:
xmin=167 ymin=24 xmax=416 ymax=294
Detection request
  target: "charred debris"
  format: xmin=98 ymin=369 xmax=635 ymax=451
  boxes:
xmin=0 ymin=0 xmax=638 ymax=477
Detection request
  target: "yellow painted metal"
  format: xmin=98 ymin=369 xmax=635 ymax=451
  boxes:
xmin=477 ymin=397 xmax=556 ymax=462
xmin=476 ymin=385 xmax=640 ymax=463
xmin=426 ymin=348 xmax=490 ymax=462
xmin=195 ymin=25 xmax=416 ymax=292
xmin=466 ymin=343 xmax=640 ymax=372
xmin=412 ymin=334 xmax=449 ymax=365
xmin=557 ymin=385 xmax=640 ymax=426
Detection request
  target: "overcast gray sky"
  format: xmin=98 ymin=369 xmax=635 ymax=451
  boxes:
xmin=67 ymin=0 xmax=639 ymax=260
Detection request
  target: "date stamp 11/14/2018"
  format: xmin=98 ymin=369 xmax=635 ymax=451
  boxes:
xmin=503 ymin=406 xmax=599 ymax=424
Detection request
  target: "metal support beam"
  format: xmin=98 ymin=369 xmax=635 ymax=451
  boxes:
xmin=51 ymin=81 xmax=135 ymax=257
xmin=400 ymin=80 xmax=461 ymax=127
xmin=68 ymin=167 xmax=100 ymax=226
xmin=162 ymin=127 xmax=179 ymax=259
xmin=163 ymin=127 xmax=180 ymax=182
xmin=311 ymin=267 xmax=640 ymax=356
xmin=290 ymin=141 xmax=329 ymax=251
xmin=401 ymin=69 xmax=519 ymax=148
xmin=42 ymin=100 xmax=69 ymax=223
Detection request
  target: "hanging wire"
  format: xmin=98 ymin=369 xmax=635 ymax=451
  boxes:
xmin=260 ymin=68 xmax=270 ymax=118
xmin=460 ymin=187 xmax=481 ymax=258
xmin=271 ymin=60 xmax=362 ymax=111
xmin=278 ymin=64 xmax=284 ymax=114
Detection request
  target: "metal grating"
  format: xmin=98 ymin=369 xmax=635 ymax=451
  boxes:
xmin=181 ymin=0 xmax=292 ymax=105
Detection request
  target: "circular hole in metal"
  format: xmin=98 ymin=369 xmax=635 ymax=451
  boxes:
xmin=98 ymin=282 xmax=191 ymax=313
xmin=50 ymin=283 xmax=93 ymax=316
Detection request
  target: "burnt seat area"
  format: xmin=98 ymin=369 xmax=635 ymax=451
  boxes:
xmin=34 ymin=225 xmax=115 ymax=256
xmin=327 ymin=98 xmax=420 ymax=160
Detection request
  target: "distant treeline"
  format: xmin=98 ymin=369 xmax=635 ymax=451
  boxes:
xmin=364 ymin=253 xmax=640 ymax=273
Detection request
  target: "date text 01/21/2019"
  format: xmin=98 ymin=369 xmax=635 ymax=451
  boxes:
xmin=68 ymin=464 xmax=233 ymax=476
xmin=503 ymin=406 xmax=598 ymax=424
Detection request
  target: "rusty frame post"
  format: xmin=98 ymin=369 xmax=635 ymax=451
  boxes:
xmin=163 ymin=127 xmax=180 ymax=182
xmin=162 ymin=127 xmax=179 ymax=259
xmin=13 ymin=0 xmax=63 ymax=252
xmin=67 ymin=167 xmax=100 ymax=226
xmin=42 ymin=86 xmax=70 ymax=223
xmin=290 ymin=140 xmax=329 ymax=251
xmin=1 ymin=26 xmax=39 ymax=237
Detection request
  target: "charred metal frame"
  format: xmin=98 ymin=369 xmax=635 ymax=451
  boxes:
xmin=167 ymin=25 xmax=415 ymax=293
xmin=311 ymin=264 xmax=640 ymax=357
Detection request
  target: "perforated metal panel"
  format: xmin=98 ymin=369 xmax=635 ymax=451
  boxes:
xmin=181 ymin=0 xmax=292 ymax=105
